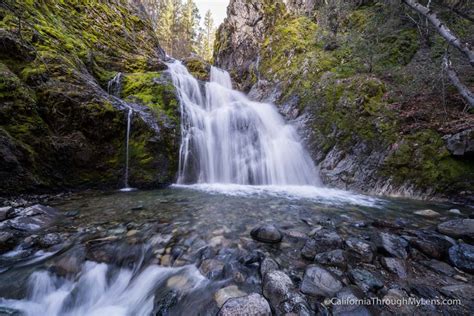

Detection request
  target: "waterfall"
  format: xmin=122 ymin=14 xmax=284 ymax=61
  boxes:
xmin=167 ymin=61 xmax=320 ymax=186
xmin=107 ymin=73 xmax=135 ymax=191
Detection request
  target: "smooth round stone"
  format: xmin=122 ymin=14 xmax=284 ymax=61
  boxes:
xmin=214 ymin=285 xmax=246 ymax=308
xmin=250 ymin=225 xmax=283 ymax=243
xmin=414 ymin=209 xmax=440 ymax=217
xmin=301 ymin=265 xmax=343 ymax=297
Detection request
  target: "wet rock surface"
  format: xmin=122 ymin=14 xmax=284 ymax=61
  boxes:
xmin=250 ymin=225 xmax=283 ymax=243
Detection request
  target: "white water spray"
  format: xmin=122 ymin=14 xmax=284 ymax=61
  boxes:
xmin=167 ymin=61 xmax=320 ymax=185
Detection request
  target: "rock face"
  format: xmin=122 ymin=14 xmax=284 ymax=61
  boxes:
xmin=218 ymin=293 xmax=271 ymax=316
xmin=0 ymin=0 xmax=179 ymax=194
xmin=214 ymin=0 xmax=474 ymax=198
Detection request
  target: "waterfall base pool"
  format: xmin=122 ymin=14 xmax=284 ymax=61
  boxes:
xmin=0 ymin=187 xmax=472 ymax=315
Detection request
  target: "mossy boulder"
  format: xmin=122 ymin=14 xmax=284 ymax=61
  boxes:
xmin=0 ymin=0 xmax=180 ymax=194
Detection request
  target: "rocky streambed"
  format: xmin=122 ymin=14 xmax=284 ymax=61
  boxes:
xmin=0 ymin=186 xmax=472 ymax=315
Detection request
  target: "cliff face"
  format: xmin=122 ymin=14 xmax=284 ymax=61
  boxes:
xmin=0 ymin=0 xmax=180 ymax=194
xmin=215 ymin=0 xmax=474 ymax=198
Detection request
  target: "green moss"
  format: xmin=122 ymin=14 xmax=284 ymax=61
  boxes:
xmin=184 ymin=57 xmax=209 ymax=80
xmin=383 ymin=130 xmax=474 ymax=193
xmin=121 ymin=72 xmax=179 ymax=124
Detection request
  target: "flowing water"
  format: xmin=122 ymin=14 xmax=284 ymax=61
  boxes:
xmin=0 ymin=63 xmax=472 ymax=315
xmin=168 ymin=61 xmax=320 ymax=185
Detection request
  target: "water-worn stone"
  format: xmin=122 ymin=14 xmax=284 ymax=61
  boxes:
xmin=199 ymin=259 xmax=225 ymax=279
xmin=38 ymin=233 xmax=62 ymax=248
xmin=250 ymin=224 xmax=283 ymax=243
xmin=414 ymin=209 xmax=440 ymax=217
xmin=438 ymin=219 xmax=474 ymax=240
xmin=332 ymin=286 xmax=372 ymax=316
xmin=380 ymin=257 xmax=407 ymax=278
xmin=218 ymin=293 xmax=271 ymax=316
xmin=374 ymin=232 xmax=408 ymax=259
xmin=448 ymin=243 xmax=474 ymax=273
xmin=0 ymin=206 xmax=12 ymax=221
xmin=314 ymin=249 xmax=347 ymax=268
xmin=5 ymin=204 xmax=58 ymax=232
xmin=301 ymin=265 xmax=343 ymax=297
xmin=349 ymin=269 xmax=384 ymax=293
xmin=301 ymin=229 xmax=343 ymax=259
xmin=407 ymin=232 xmax=453 ymax=259
xmin=215 ymin=286 xmax=247 ymax=308
xmin=262 ymin=270 xmax=294 ymax=308
xmin=420 ymin=259 xmax=456 ymax=276
xmin=440 ymin=284 xmax=474 ymax=301
xmin=0 ymin=231 xmax=16 ymax=253
xmin=345 ymin=238 xmax=374 ymax=263
xmin=260 ymin=257 xmax=279 ymax=277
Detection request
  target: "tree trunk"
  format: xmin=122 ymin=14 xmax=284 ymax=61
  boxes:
xmin=443 ymin=55 xmax=474 ymax=108
xmin=402 ymin=0 xmax=474 ymax=67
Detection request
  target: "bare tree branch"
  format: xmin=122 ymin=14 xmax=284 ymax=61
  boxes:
xmin=402 ymin=0 xmax=474 ymax=67
xmin=443 ymin=54 xmax=474 ymax=108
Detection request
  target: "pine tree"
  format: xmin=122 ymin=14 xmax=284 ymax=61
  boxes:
xmin=180 ymin=0 xmax=200 ymax=56
xmin=156 ymin=0 xmax=175 ymax=55
xmin=202 ymin=10 xmax=215 ymax=61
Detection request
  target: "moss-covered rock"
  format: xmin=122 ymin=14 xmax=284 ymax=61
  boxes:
xmin=0 ymin=0 xmax=179 ymax=194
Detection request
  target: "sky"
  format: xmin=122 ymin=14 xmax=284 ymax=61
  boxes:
xmin=195 ymin=0 xmax=230 ymax=26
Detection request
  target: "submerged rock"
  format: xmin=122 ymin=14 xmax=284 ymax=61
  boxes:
xmin=438 ymin=219 xmax=474 ymax=240
xmin=250 ymin=225 xmax=283 ymax=243
xmin=215 ymin=286 xmax=247 ymax=308
xmin=301 ymin=265 xmax=343 ymax=297
xmin=448 ymin=243 xmax=474 ymax=273
xmin=6 ymin=204 xmax=58 ymax=232
xmin=199 ymin=259 xmax=225 ymax=279
xmin=0 ymin=231 xmax=17 ymax=253
xmin=414 ymin=209 xmax=440 ymax=217
xmin=218 ymin=293 xmax=271 ymax=316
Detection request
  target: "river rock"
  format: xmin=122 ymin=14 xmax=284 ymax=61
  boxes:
xmin=0 ymin=206 xmax=11 ymax=221
xmin=301 ymin=265 xmax=343 ymax=297
xmin=420 ymin=259 xmax=456 ymax=276
xmin=440 ymin=284 xmax=474 ymax=301
xmin=6 ymin=204 xmax=58 ymax=232
xmin=0 ymin=231 xmax=16 ymax=253
xmin=374 ymin=232 xmax=408 ymax=259
xmin=262 ymin=270 xmax=294 ymax=308
xmin=260 ymin=257 xmax=279 ymax=277
xmin=438 ymin=219 xmax=474 ymax=240
xmin=315 ymin=249 xmax=347 ymax=268
xmin=332 ymin=286 xmax=372 ymax=316
xmin=414 ymin=209 xmax=440 ymax=217
xmin=345 ymin=238 xmax=374 ymax=263
xmin=250 ymin=224 xmax=283 ymax=243
xmin=38 ymin=233 xmax=62 ymax=248
xmin=406 ymin=232 xmax=453 ymax=259
xmin=218 ymin=293 xmax=271 ymax=316
xmin=199 ymin=259 xmax=225 ymax=279
xmin=448 ymin=209 xmax=461 ymax=215
xmin=215 ymin=286 xmax=247 ymax=308
xmin=301 ymin=229 xmax=343 ymax=259
xmin=448 ymin=243 xmax=474 ymax=273
xmin=348 ymin=269 xmax=384 ymax=293
xmin=380 ymin=257 xmax=407 ymax=278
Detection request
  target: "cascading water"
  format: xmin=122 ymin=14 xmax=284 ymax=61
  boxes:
xmin=167 ymin=61 xmax=320 ymax=186
xmin=108 ymin=72 xmax=135 ymax=191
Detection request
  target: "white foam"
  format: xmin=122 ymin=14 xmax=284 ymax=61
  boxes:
xmin=172 ymin=183 xmax=383 ymax=207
